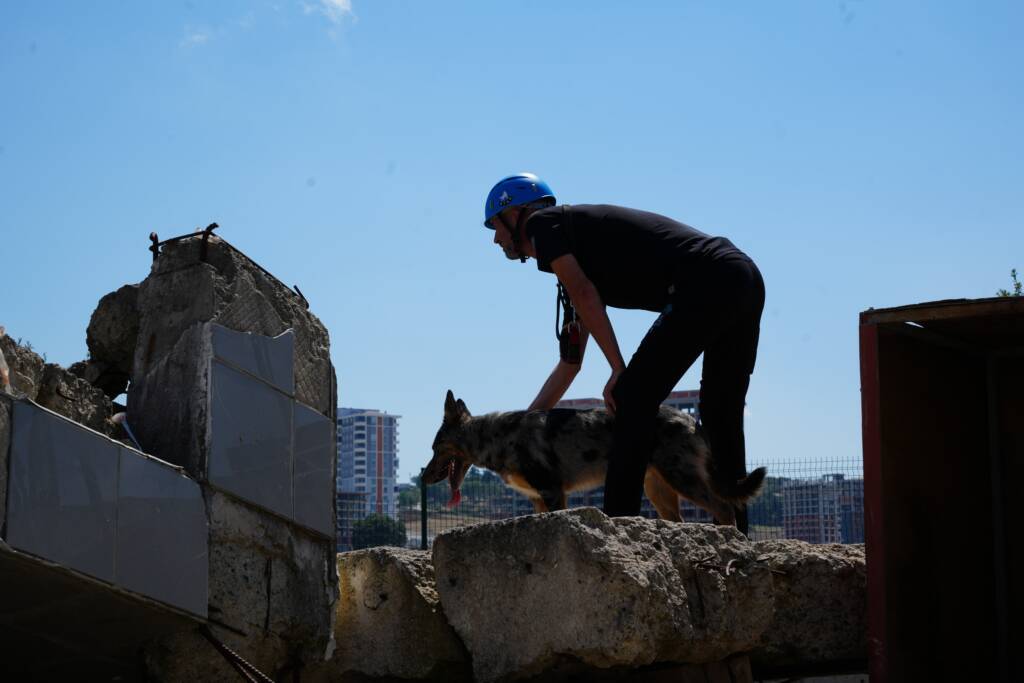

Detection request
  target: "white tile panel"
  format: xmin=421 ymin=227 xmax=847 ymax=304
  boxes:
xmin=6 ymin=402 xmax=118 ymax=583
xmin=209 ymin=362 xmax=292 ymax=518
xmin=211 ymin=324 xmax=294 ymax=394
xmin=293 ymin=403 xmax=335 ymax=537
xmin=116 ymin=451 xmax=208 ymax=617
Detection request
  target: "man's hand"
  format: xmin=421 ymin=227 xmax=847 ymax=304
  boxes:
xmin=603 ymin=367 xmax=625 ymax=416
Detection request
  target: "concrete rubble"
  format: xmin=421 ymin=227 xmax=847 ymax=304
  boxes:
xmin=0 ymin=234 xmax=869 ymax=682
xmin=332 ymin=548 xmax=471 ymax=682
xmin=432 ymin=508 xmax=774 ymax=683
xmin=327 ymin=510 xmax=866 ymax=683
xmin=71 ymin=283 xmax=140 ymax=398
xmin=751 ymin=540 xmax=867 ymax=670
xmin=127 ymin=237 xmax=334 ymax=477
xmin=0 ymin=332 xmax=117 ymax=437
xmin=122 ymin=235 xmax=339 ymax=681
xmin=2 ymin=235 xmax=340 ymax=680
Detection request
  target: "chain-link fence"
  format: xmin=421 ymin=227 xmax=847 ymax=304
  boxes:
xmin=336 ymin=458 xmax=864 ymax=552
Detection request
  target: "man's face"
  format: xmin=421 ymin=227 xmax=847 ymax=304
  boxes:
xmin=490 ymin=208 xmax=522 ymax=260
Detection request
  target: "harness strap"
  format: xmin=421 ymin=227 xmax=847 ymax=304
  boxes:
xmin=554 ymin=206 xmax=582 ymax=364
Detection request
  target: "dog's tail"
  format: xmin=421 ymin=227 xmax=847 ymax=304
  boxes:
xmin=710 ymin=466 xmax=767 ymax=503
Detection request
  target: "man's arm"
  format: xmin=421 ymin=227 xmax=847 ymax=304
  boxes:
xmin=550 ymin=255 xmax=625 ymax=374
xmin=528 ymin=327 xmax=591 ymax=410
xmin=549 ymin=254 xmax=627 ymax=413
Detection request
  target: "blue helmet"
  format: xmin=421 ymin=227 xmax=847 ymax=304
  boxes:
xmin=484 ymin=173 xmax=556 ymax=228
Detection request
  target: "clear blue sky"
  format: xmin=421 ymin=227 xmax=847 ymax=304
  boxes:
xmin=2 ymin=1 xmax=1021 ymax=483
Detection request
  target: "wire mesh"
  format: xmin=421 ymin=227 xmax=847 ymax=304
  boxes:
xmin=337 ymin=458 xmax=864 ymax=552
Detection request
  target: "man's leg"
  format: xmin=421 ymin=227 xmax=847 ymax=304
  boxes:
xmin=698 ymin=260 xmax=765 ymax=534
xmin=603 ymin=301 xmax=717 ymax=517
xmin=699 ymin=365 xmax=753 ymax=531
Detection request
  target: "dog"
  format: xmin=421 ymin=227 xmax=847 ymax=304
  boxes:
xmin=423 ymin=390 xmax=766 ymax=524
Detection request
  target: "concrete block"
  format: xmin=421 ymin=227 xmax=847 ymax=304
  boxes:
xmin=116 ymin=449 xmax=208 ymax=617
xmin=7 ymin=401 xmax=118 ymax=583
xmin=293 ymin=402 xmax=335 ymax=537
xmin=332 ymin=548 xmax=470 ymax=682
xmin=209 ymin=361 xmax=293 ymax=518
xmin=433 ymin=508 xmax=774 ymax=683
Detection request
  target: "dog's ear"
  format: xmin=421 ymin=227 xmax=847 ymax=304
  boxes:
xmin=444 ymin=390 xmax=458 ymax=421
xmin=456 ymin=398 xmax=470 ymax=418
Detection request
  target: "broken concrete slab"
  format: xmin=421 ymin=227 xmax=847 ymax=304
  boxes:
xmin=129 ymin=320 xmax=335 ymax=538
xmin=123 ymin=237 xmax=338 ymax=679
xmin=85 ymin=284 xmax=140 ymax=397
xmin=128 ymin=321 xmax=210 ymax=474
xmin=67 ymin=359 xmax=127 ymax=399
xmin=127 ymin=237 xmax=337 ymax=538
xmin=0 ymin=335 xmax=116 ymax=437
xmin=1 ymin=235 xmax=339 ymax=681
xmin=332 ymin=548 xmax=471 ymax=682
xmin=0 ymin=334 xmax=45 ymax=399
xmin=131 ymin=236 xmax=333 ymax=416
xmin=751 ymin=540 xmax=867 ymax=671
xmin=432 ymin=508 xmax=774 ymax=683
xmin=36 ymin=363 xmax=115 ymax=436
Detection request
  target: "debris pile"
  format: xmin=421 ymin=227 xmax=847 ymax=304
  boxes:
xmin=0 ymin=328 xmax=117 ymax=437
xmin=333 ymin=508 xmax=867 ymax=682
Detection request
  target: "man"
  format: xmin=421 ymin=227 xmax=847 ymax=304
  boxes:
xmin=484 ymin=173 xmax=765 ymax=533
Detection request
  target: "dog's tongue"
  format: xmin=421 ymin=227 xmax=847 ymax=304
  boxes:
xmin=446 ymin=459 xmax=462 ymax=508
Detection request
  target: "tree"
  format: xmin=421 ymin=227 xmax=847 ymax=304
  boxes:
xmin=398 ymin=487 xmax=419 ymax=509
xmin=351 ymin=513 xmax=407 ymax=550
xmin=996 ymin=268 xmax=1021 ymax=297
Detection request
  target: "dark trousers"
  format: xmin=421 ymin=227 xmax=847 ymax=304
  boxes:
xmin=602 ymin=257 xmax=765 ymax=534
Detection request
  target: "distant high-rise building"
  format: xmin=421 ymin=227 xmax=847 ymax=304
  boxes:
xmin=782 ymin=474 xmax=864 ymax=544
xmin=336 ymin=408 xmax=400 ymax=546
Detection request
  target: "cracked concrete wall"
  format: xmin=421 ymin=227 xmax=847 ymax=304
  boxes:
xmin=125 ymin=236 xmax=338 ymax=680
xmin=128 ymin=237 xmax=335 ymax=476
xmin=144 ymin=490 xmax=338 ymax=682
xmin=131 ymin=237 xmax=333 ymax=414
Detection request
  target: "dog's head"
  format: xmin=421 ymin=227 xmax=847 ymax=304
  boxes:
xmin=423 ymin=390 xmax=474 ymax=508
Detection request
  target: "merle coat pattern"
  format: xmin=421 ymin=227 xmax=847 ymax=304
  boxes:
xmin=423 ymin=390 xmax=765 ymax=523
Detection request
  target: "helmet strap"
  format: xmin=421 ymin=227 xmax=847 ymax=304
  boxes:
xmin=514 ymin=209 xmax=530 ymax=263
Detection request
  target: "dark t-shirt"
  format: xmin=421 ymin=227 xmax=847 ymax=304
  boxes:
xmin=526 ymin=204 xmax=746 ymax=312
